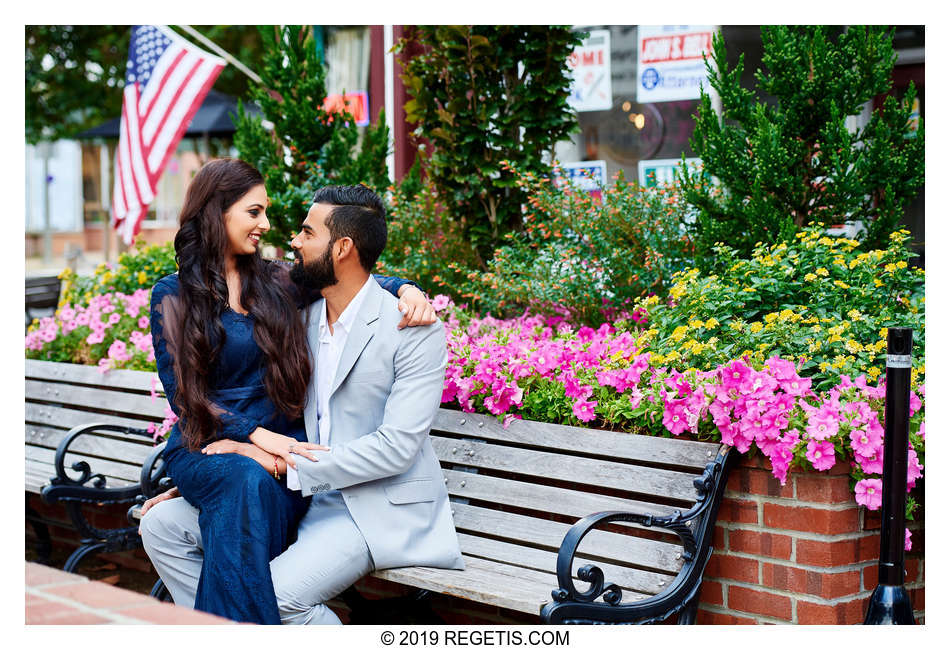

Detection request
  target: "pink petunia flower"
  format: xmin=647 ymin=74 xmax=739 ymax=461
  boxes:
xmin=905 ymin=528 xmax=912 ymax=552
xmin=854 ymin=478 xmax=883 ymax=510
xmin=806 ymin=439 xmax=837 ymax=471
xmin=572 ymin=399 xmax=598 ymax=423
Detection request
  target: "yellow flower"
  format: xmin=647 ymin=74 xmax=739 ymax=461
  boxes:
xmin=764 ymin=313 xmax=778 ymax=323
xmin=705 ymin=317 xmax=719 ymax=329
xmin=669 ymin=283 xmax=687 ymax=300
xmin=688 ymin=319 xmax=705 ymax=329
xmin=645 ymin=295 xmax=660 ymax=306
xmin=815 ymin=267 xmax=829 ymax=277
xmin=804 ymin=273 xmax=818 ymax=282
xmin=884 ymin=263 xmax=897 ymax=273
xmin=833 ymin=280 xmax=850 ymax=290
xmin=847 ymin=309 xmax=862 ymax=320
xmin=868 ymin=366 xmax=882 ymax=381
xmin=749 ymin=322 xmax=764 ymax=333
xmin=671 ymin=325 xmax=689 ymax=342
xmin=729 ymin=321 xmax=744 ymax=331
xmin=874 ymin=278 xmax=884 ymax=287
xmin=828 ymin=333 xmax=843 ymax=344
xmin=897 ymin=261 xmax=908 ymax=269
xmin=742 ymin=287 xmax=756 ymax=293
xmin=845 ymin=340 xmax=864 ymax=354
xmin=137 ymin=271 xmax=148 ymax=285
xmin=819 ymin=361 xmax=831 ymax=372
xmin=819 ymin=237 xmax=835 ymax=246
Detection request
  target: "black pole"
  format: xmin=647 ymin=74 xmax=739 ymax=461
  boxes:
xmin=863 ymin=327 xmax=915 ymax=625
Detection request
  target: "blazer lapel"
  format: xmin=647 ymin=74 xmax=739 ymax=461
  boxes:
xmin=329 ymin=280 xmax=384 ymax=400
xmin=303 ymin=299 xmax=323 ymax=444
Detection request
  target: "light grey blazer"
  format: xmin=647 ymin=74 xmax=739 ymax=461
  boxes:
xmin=294 ymin=277 xmax=464 ymax=571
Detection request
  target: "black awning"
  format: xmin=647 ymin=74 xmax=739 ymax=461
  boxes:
xmin=75 ymin=89 xmax=261 ymax=139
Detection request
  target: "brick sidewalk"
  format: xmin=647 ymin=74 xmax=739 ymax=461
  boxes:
xmin=26 ymin=562 xmax=238 ymax=624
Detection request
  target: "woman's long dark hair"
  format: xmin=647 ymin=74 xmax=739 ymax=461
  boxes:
xmin=172 ymin=158 xmax=311 ymax=450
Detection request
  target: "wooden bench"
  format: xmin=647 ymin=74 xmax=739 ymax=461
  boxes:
xmin=358 ymin=409 xmax=733 ymax=624
xmin=28 ymin=359 xmax=734 ymax=623
xmin=25 ymin=275 xmax=62 ymax=328
xmin=25 ymin=360 xmax=170 ymax=572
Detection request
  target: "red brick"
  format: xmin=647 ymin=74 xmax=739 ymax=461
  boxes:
xmin=729 ymin=529 xmax=793 ymax=560
xmin=719 ymin=498 xmax=759 ymax=524
xmin=863 ymin=509 xmax=882 ymax=531
xmin=713 ymin=525 xmax=726 ymax=549
xmin=27 ymin=609 xmax=112 ymax=625
xmin=696 ymin=608 xmax=757 ymax=624
xmin=796 ymin=596 xmax=868 ymax=625
xmin=796 ymin=534 xmax=879 ymax=567
xmin=120 ymin=602 xmax=236 ymax=624
xmin=728 ymin=585 xmax=792 ymax=620
xmin=707 ymin=553 xmax=759 ymax=584
xmin=761 ymin=563 xmax=861 ymax=600
xmin=764 ymin=503 xmax=859 ymax=535
xmin=909 ymin=586 xmax=925 ymax=611
xmin=906 ymin=557 xmax=922 ymax=584
xmin=795 ymin=474 xmax=854 ymax=504
xmin=699 ymin=579 xmax=724 ymax=607
xmin=25 ymin=562 xmax=87 ymax=587
xmin=728 ymin=467 xmax=795 ymax=498
xmin=44 ymin=580 xmax=156 ymax=610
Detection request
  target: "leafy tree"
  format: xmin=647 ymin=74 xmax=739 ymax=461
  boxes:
xmin=679 ymin=26 xmax=924 ymax=266
xmin=26 ymin=25 xmax=264 ymax=144
xmin=233 ymin=25 xmax=390 ymax=249
xmin=396 ymin=26 xmax=583 ymax=262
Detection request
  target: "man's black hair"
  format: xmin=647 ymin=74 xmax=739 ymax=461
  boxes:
xmin=312 ymin=185 xmax=387 ymax=272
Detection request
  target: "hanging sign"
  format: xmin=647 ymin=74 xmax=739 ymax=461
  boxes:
xmin=568 ymin=30 xmax=613 ymax=113
xmin=637 ymin=25 xmax=716 ymax=103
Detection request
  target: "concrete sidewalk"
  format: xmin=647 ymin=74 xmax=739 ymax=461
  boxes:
xmin=26 ymin=561 xmax=238 ymax=625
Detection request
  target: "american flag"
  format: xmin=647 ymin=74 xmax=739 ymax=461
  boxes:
xmin=112 ymin=25 xmax=225 ymax=244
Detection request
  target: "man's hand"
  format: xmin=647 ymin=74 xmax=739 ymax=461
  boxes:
xmin=396 ymin=285 xmax=437 ymax=330
xmin=138 ymin=486 xmax=179 ymax=520
xmin=247 ymin=428 xmax=327 ymax=470
xmin=202 ymin=439 xmax=283 ymax=473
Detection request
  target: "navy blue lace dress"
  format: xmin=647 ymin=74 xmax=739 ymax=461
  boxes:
xmin=150 ymin=265 xmax=411 ymax=624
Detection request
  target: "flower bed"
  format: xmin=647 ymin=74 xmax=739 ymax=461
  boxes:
xmin=436 ymin=297 xmax=924 ymax=544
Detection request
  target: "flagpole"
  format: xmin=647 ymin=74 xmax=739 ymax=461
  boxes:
xmin=173 ymin=25 xmax=262 ymax=85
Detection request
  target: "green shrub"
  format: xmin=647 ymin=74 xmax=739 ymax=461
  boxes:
xmin=637 ymin=224 xmax=924 ymax=391
xmin=468 ymin=165 xmax=695 ymax=323
xmin=681 ymin=26 xmax=924 ymax=264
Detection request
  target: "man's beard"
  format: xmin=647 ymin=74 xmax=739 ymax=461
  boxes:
xmin=290 ymin=245 xmax=338 ymax=292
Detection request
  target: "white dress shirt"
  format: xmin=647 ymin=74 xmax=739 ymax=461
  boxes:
xmin=286 ymin=276 xmax=374 ymax=491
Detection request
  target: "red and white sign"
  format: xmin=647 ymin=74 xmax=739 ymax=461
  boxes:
xmin=323 ymin=91 xmax=370 ymax=127
xmin=637 ymin=25 xmax=716 ymax=104
xmin=568 ymin=30 xmax=612 ymax=113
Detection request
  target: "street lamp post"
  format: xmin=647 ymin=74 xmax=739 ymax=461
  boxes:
xmin=863 ymin=327 xmax=915 ymax=625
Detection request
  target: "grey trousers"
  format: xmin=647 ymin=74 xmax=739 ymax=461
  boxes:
xmin=139 ymin=490 xmax=374 ymax=625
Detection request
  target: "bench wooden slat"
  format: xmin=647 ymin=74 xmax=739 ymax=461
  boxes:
xmin=26 ymin=445 xmax=145 ymax=486
xmin=25 ymin=425 xmax=156 ymax=466
xmin=26 ymin=459 xmax=55 ymax=494
xmin=26 ymin=359 xmax=160 ymax=394
xmin=442 ymin=468 xmax=681 ymax=522
xmin=433 ymin=436 xmax=699 ymax=503
xmin=25 ymin=402 xmax=160 ymax=431
xmin=433 ymin=409 xmax=718 ymax=470
xmin=450 ymin=503 xmax=683 ymax=573
xmin=374 ymin=555 xmax=560 ymax=615
xmin=456 ymin=533 xmax=669 ymax=597
xmin=25 ymin=380 xmax=168 ymax=419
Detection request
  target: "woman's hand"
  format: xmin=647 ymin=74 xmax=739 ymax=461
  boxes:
xmin=202 ymin=439 xmax=282 ymax=473
xmin=138 ymin=486 xmax=179 ymax=519
xmin=247 ymin=428 xmax=327 ymax=470
xmin=396 ymin=285 xmax=437 ymax=329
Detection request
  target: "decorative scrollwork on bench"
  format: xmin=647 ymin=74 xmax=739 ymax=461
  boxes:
xmin=541 ymin=449 xmax=734 ymax=624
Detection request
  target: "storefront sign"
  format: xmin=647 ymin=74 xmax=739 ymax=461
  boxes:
xmin=556 ymin=160 xmax=608 ymax=202
xmin=638 ymin=157 xmax=701 ymax=188
xmin=568 ymin=30 xmax=613 ymax=113
xmin=637 ymin=25 xmax=716 ymax=103
xmin=323 ymin=91 xmax=370 ymax=127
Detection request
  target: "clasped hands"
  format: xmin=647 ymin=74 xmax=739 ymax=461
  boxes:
xmin=139 ymin=429 xmax=326 ymax=519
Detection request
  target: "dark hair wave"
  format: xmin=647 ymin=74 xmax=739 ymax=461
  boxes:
xmin=172 ymin=158 xmax=311 ymax=450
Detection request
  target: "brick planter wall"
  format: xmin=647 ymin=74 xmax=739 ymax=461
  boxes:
xmin=698 ymin=454 xmax=925 ymax=624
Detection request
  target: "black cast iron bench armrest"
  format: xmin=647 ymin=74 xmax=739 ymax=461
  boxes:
xmin=541 ymin=448 xmax=734 ymax=624
xmin=127 ymin=441 xmax=174 ymax=525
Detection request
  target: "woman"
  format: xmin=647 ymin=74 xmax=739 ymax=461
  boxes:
xmin=145 ymin=158 xmax=433 ymax=624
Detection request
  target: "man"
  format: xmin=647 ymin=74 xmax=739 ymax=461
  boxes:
xmin=140 ymin=185 xmax=464 ymax=624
